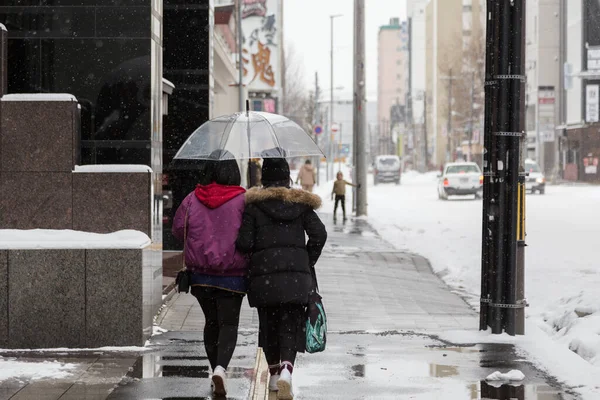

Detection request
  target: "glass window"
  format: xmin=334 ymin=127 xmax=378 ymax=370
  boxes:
xmin=525 ymin=162 xmax=541 ymax=173
xmin=446 ymin=165 xmax=480 ymax=174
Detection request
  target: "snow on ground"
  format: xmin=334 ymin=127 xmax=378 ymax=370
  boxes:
xmin=0 ymin=358 xmax=78 ymax=381
xmin=485 ymin=369 xmax=525 ymax=381
xmin=0 ymin=229 xmax=151 ymax=249
xmin=338 ymin=170 xmax=600 ymax=396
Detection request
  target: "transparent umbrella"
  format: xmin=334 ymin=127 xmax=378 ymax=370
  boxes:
xmin=173 ymin=110 xmax=325 ymax=160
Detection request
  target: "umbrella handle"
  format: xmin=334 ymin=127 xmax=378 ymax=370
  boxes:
xmin=246 ymin=99 xmax=250 ymax=116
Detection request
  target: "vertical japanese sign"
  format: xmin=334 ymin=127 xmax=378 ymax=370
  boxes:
xmin=538 ymin=87 xmax=555 ymax=142
xmin=586 ymin=84 xmax=599 ymax=123
xmin=241 ymin=0 xmax=281 ymax=93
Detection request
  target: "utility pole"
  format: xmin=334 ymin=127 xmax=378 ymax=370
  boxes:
xmin=329 ymin=14 xmax=342 ymax=182
xmin=446 ymin=68 xmax=453 ymax=162
xmin=480 ymin=0 xmax=527 ymax=336
xmin=423 ymin=93 xmax=428 ymax=170
xmin=237 ymin=0 xmax=244 ymax=112
xmin=353 ymin=0 xmax=367 ymax=216
xmin=338 ymin=123 xmax=343 ymax=171
xmin=469 ymin=70 xmax=475 ymax=162
xmin=314 ymin=71 xmax=321 ymax=186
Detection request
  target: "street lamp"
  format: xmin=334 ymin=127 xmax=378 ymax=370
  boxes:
xmin=329 ymin=14 xmax=343 ymax=181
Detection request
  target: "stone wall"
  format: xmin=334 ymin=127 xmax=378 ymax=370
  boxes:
xmin=0 ymin=247 xmax=149 ymax=348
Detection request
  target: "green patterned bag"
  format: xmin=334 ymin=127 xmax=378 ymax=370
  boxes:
xmin=306 ymin=267 xmax=327 ymax=353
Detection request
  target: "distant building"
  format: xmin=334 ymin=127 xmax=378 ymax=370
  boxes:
xmin=525 ymin=0 xmax=560 ymax=177
xmin=319 ymin=99 xmax=378 ymax=163
xmin=377 ymin=18 xmax=409 ymax=156
xmin=422 ymin=0 xmax=485 ymax=168
xmin=559 ymin=0 xmax=600 ymax=183
xmin=407 ymin=0 xmax=428 ymax=169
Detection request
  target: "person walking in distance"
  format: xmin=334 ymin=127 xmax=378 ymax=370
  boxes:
xmin=331 ymin=171 xmax=358 ymax=221
xmin=172 ymin=151 xmax=248 ymax=397
xmin=236 ymin=154 xmax=327 ymax=399
xmin=296 ymin=159 xmax=316 ymax=192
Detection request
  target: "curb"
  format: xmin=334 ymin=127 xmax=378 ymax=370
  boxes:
xmin=249 ymin=348 xmax=269 ymax=400
xmin=162 ymin=281 xmax=177 ymax=304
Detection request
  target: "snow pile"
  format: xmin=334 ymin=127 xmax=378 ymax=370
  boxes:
xmin=0 ymin=229 xmax=151 ymax=249
xmin=485 ymin=370 xmax=525 ymax=381
xmin=73 ymin=165 xmax=152 ymax=173
xmin=153 ymin=326 xmax=168 ymax=336
xmin=1 ymin=93 xmax=77 ymax=102
xmin=539 ymin=293 xmax=600 ymax=366
xmin=0 ymin=358 xmax=78 ymax=381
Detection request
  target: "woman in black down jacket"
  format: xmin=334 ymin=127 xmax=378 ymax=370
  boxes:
xmin=236 ymin=157 xmax=327 ymax=399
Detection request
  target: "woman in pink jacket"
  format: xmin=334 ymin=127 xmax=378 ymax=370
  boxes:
xmin=172 ymin=151 xmax=248 ymax=397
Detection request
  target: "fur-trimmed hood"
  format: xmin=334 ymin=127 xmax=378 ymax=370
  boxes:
xmin=245 ymin=187 xmax=322 ymax=221
xmin=245 ymin=187 xmax=322 ymax=209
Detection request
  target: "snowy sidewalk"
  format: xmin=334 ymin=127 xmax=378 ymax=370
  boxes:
xmin=0 ymin=214 xmax=566 ymax=399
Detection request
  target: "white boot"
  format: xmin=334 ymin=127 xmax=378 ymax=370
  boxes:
xmin=277 ymin=362 xmax=294 ymax=399
xmin=211 ymin=365 xmax=227 ymax=396
xmin=269 ymin=373 xmax=280 ymax=392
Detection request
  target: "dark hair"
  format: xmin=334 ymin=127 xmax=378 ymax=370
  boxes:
xmin=211 ymin=159 xmax=241 ymax=186
xmin=261 ymin=157 xmax=290 ymax=188
xmin=305 ymin=159 xmax=312 ymax=164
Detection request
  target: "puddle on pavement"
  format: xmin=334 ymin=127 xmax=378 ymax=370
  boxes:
xmin=336 ymin=342 xmax=565 ymax=400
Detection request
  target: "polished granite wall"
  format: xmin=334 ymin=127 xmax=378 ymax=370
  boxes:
xmin=3 ymin=247 xmax=149 ymax=348
xmin=0 ymin=98 xmax=79 ymax=229
xmin=0 ymin=250 xmax=6 ymax=348
xmin=163 ymin=0 xmax=213 ymax=250
xmin=0 ymin=3 xmax=164 ymax=324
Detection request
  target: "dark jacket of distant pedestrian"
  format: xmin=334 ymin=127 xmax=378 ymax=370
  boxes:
xmin=236 ymin=158 xmax=327 ymax=307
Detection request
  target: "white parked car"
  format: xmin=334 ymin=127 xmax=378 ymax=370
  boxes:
xmin=437 ymin=162 xmax=483 ymax=200
xmin=525 ymin=159 xmax=545 ymax=194
xmin=373 ymin=155 xmax=401 ymax=185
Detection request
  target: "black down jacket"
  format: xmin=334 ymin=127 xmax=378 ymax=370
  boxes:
xmin=236 ymin=187 xmax=327 ymax=307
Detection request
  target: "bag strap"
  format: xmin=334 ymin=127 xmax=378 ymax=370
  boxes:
xmin=310 ymin=265 xmax=319 ymax=293
xmin=181 ymin=206 xmax=189 ymax=271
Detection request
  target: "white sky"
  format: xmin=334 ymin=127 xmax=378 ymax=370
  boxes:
xmin=283 ymin=0 xmax=407 ymax=101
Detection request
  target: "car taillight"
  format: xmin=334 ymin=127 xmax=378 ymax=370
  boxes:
xmin=162 ymin=174 xmax=169 ymax=186
xmin=443 ymin=178 xmax=449 ymax=187
xmin=479 ymin=175 xmax=484 ymax=185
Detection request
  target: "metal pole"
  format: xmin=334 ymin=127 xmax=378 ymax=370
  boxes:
xmin=339 ymin=123 xmax=343 ymax=171
xmin=315 ymin=72 xmax=321 ymax=186
xmin=481 ymin=0 xmax=526 ymax=336
xmin=354 ymin=0 xmax=367 ymax=216
xmin=329 ymin=15 xmax=341 ymax=181
xmin=424 ymin=94 xmax=428 ymax=170
xmin=447 ymin=68 xmax=453 ymax=162
xmin=469 ymin=70 xmax=475 ymax=162
xmin=237 ymin=0 xmax=244 ymax=112
xmin=481 ymin=0 xmax=500 ymax=332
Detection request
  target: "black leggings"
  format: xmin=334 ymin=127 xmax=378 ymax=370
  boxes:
xmin=334 ymin=195 xmax=346 ymax=218
xmin=258 ymin=304 xmax=305 ymax=366
xmin=192 ymin=287 xmax=244 ymax=370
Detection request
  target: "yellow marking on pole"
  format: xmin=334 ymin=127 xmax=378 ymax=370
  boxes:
xmin=517 ymin=182 xmax=525 ymax=241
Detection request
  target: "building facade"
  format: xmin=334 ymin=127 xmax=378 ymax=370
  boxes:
xmin=0 ymin=0 xmax=164 ymax=234
xmin=560 ymin=0 xmax=600 ymax=182
xmin=525 ymin=0 xmax=561 ymax=177
xmin=377 ymin=18 xmax=408 ymax=157
xmin=407 ymin=0 xmax=428 ymax=170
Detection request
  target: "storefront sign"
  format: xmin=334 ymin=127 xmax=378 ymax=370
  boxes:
xmin=588 ymin=47 xmax=600 ymax=72
xmin=538 ymin=87 xmax=555 ymax=142
xmin=586 ymin=85 xmax=599 ymax=123
xmin=584 ymin=156 xmax=598 ymax=174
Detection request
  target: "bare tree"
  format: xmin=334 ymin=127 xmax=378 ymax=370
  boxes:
xmin=281 ymin=44 xmax=311 ymax=130
xmin=438 ymin=29 xmax=486 ymax=161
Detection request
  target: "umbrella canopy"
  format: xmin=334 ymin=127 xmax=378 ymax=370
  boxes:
xmin=173 ymin=111 xmax=325 ymax=160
